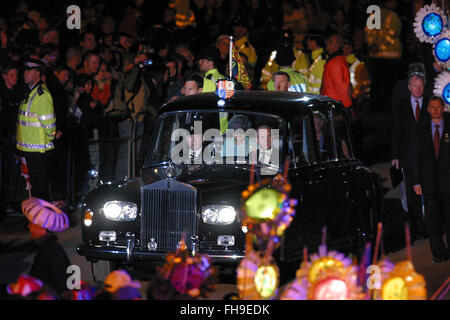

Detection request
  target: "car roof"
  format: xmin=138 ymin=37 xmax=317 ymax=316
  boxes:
xmin=160 ymin=91 xmax=343 ymax=118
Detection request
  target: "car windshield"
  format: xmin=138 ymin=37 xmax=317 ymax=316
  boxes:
xmin=145 ymin=110 xmax=285 ymax=174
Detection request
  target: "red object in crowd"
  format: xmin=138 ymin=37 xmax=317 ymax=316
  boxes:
xmin=415 ymin=100 xmax=420 ymax=123
xmin=321 ymin=55 xmax=352 ymax=108
xmin=7 ymin=274 xmax=43 ymax=297
xmin=92 ymin=82 xmax=111 ymax=106
xmin=20 ymin=157 xmax=31 ymax=191
xmin=434 ymin=124 xmax=440 ymax=159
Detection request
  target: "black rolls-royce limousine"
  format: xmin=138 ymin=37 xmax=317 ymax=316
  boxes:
xmin=77 ymin=90 xmax=383 ymax=282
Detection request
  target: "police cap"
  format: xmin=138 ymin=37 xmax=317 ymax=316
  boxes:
xmin=24 ymin=58 xmax=46 ymax=72
xmin=198 ymin=46 xmax=220 ymax=63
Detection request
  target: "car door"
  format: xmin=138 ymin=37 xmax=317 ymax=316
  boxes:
xmin=327 ymin=104 xmax=358 ymax=250
xmin=281 ymin=107 xmax=332 ymax=262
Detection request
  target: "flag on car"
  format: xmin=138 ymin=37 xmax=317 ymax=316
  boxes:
xmin=231 ymin=41 xmax=252 ymax=90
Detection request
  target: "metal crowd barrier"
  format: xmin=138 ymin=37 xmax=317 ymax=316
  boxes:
xmin=0 ymin=112 xmax=154 ymax=216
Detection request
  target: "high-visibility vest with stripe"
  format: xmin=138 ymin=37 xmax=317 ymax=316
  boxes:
xmin=307 ymin=48 xmax=326 ymax=94
xmin=16 ymin=83 xmax=56 ymax=153
xmin=201 ymin=68 xmax=227 ymax=131
xmin=346 ymin=54 xmax=371 ymax=98
xmin=202 ymin=68 xmax=225 ymax=93
xmin=267 ymin=67 xmax=308 ymax=93
xmin=293 ymin=49 xmax=310 ymax=77
xmin=260 ymin=48 xmax=307 ymax=90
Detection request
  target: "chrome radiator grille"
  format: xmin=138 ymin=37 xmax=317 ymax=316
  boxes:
xmin=141 ymin=179 xmax=197 ymax=252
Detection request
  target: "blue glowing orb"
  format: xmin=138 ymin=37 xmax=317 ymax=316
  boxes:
xmin=435 ymin=38 xmax=450 ymax=62
xmin=443 ymin=83 xmax=450 ymax=105
xmin=422 ymin=13 xmax=443 ymax=37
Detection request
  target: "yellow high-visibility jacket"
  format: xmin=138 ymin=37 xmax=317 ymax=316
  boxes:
xmin=346 ymin=54 xmax=371 ymax=99
xmin=293 ymin=49 xmax=310 ymax=77
xmin=307 ymin=48 xmax=326 ymax=94
xmin=17 ymin=83 xmax=56 ymax=153
xmin=202 ymin=68 xmax=226 ymax=93
xmin=267 ymin=67 xmax=308 ymax=92
xmin=235 ymin=35 xmax=258 ymax=67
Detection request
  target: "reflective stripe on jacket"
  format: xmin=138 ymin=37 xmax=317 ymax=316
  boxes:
xmin=17 ymin=83 xmax=56 ymax=153
xmin=267 ymin=67 xmax=308 ymax=92
xmin=307 ymin=48 xmax=326 ymax=94
xmin=202 ymin=68 xmax=225 ymax=92
xmin=293 ymin=49 xmax=310 ymax=77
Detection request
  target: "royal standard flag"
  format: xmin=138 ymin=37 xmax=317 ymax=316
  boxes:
xmin=231 ymin=44 xmax=252 ymax=90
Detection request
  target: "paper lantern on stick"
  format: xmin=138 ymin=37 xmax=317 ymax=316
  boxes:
xmin=280 ymin=244 xmax=366 ymax=300
xmin=238 ymin=164 xmax=297 ymax=300
xmin=381 ymin=261 xmax=427 ymax=300
xmin=236 ymin=250 xmax=279 ymax=300
xmin=241 ymin=174 xmax=297 ymax=244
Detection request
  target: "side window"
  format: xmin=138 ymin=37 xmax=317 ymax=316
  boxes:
xmin=312 ymin=108 xmax=335 ymax=162
xmin=289 ymin=113 xmax=316 ymax=166
xmin=332 ymin=108 xmax=352 ymax=160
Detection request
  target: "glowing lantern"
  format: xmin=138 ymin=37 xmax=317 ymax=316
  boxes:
xmin=422 ymin=13 xmax=444 ymax=37
xmin=254 ymin=265 xmax=279 ymax=299
xmin=433 ymin=71 xmax=450 ymax=106
xmin=280 ymin=245 xmax=365 ymax=300
xmin=382 ymin=277 xmax=408 ymax=300
xmin=434 ymin=37 xmax=450 ymax=62
xmin=380 ymin=261 xmax=427 ymax=300
xmin=244 ymin=188 xmax=281 ymax=221
xmin=237 ymin=251 xmax=279 ymax=300
xmin=313 ymin=278 xmax=349 ymax=300
xmin=414 ymin=3 xmax=446 ymax=43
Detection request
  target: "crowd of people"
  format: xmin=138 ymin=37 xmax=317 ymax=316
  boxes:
xmin=0 ymin=0 xmax=436 ymax=208
xmin=0 ymin=0 xmax=449 ymax=297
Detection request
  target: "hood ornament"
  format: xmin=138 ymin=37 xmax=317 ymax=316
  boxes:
xmin=164 ymin=161 xmax=175 ymax=179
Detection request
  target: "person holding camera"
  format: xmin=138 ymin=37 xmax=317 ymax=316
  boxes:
xmin=112 ymin=47 xmax=159 ymax=179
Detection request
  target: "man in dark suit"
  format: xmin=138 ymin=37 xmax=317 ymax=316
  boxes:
xmin=412 ymin=96 xmax=450 ymax=262
xmin=254 ymin=125 xmax=280 ymax=175
xmin=391 ymin=63 xmax=434 ymax=112
xmin=391 ymin=71 xmax=430 ymax=240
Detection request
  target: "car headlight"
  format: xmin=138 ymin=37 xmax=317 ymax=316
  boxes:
xmin=202 ymin=205 xmax=236 ymax=225
xmin=102 ymin=201 xmax=138 ymax=221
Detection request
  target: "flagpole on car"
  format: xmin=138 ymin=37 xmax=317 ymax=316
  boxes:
xmin=229 ymin=35 xmax=233 ymax=79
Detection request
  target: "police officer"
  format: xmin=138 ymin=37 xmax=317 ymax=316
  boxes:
xmin=304 ymin=29 xmax=326 ymax=94
xmin=16 ymin=58 xmax=56 ymax=201
xmin=266 ymin=44 xmax=308 ymax=93
xmin=343 ymin=38 xmax=370 ymax=102
xmin=197 ymin=46 xmax=225 ymax=93
xmin=260 ymin=29 xmax=309 ymax=90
